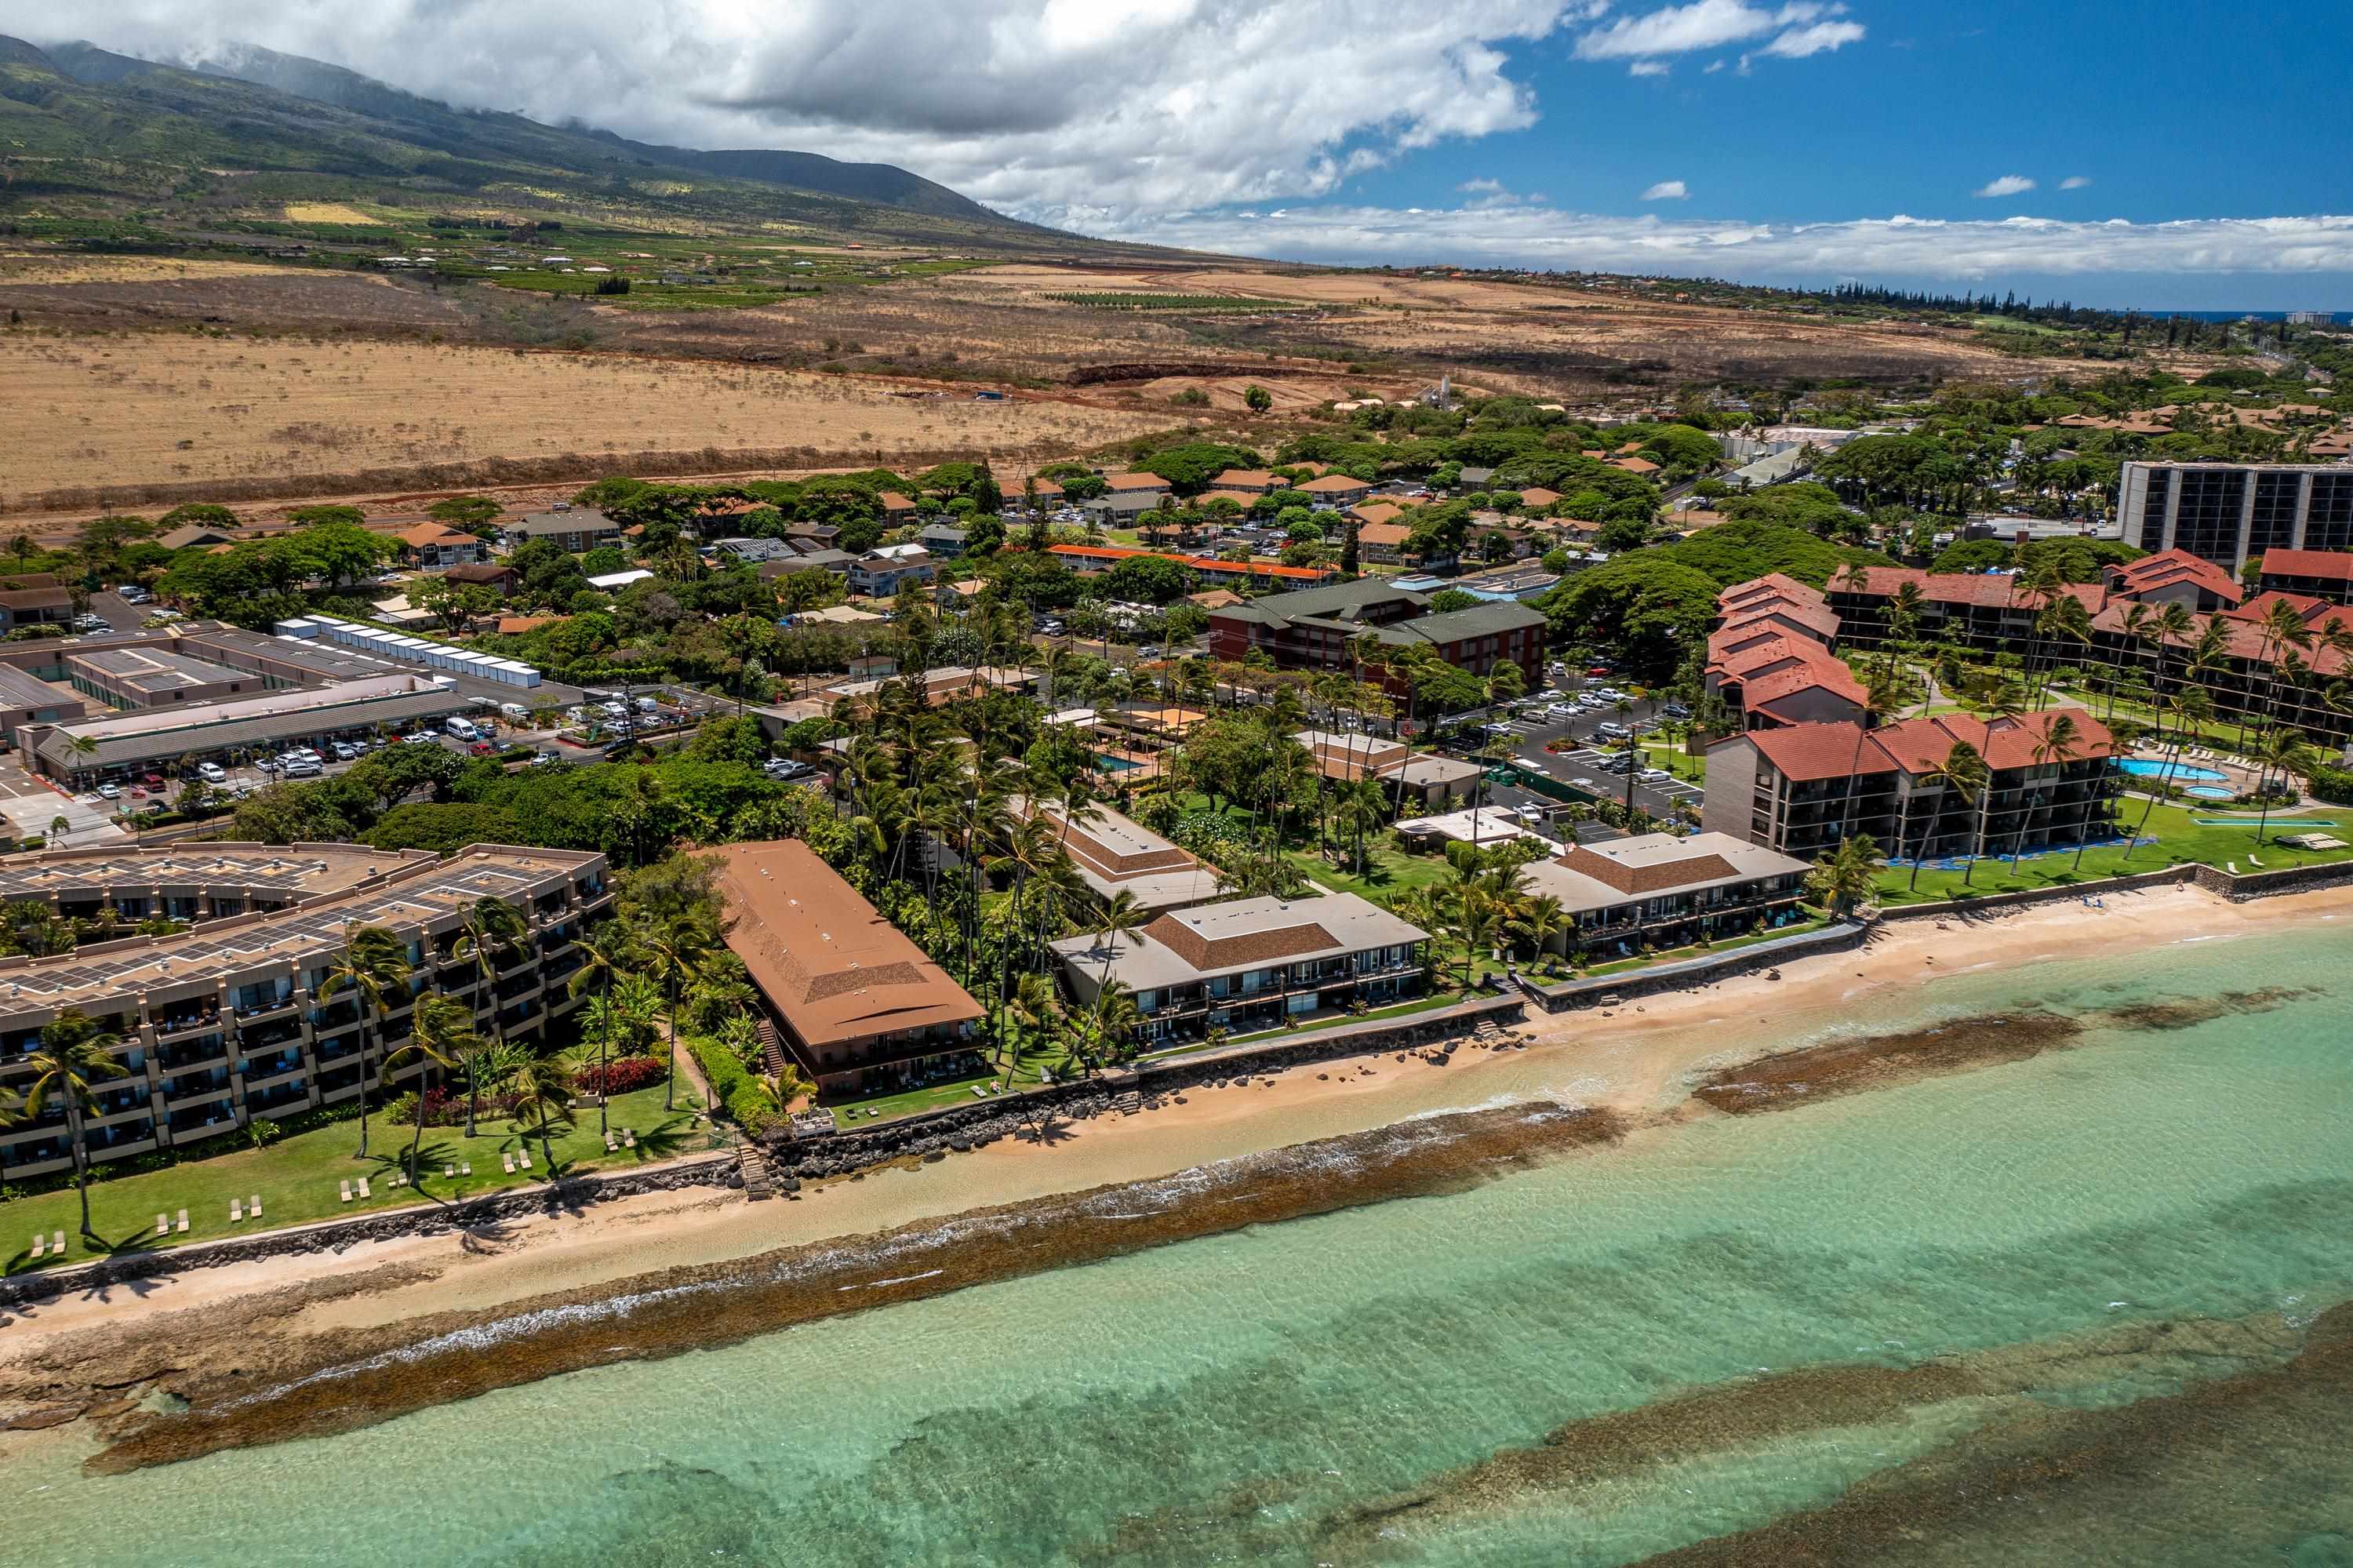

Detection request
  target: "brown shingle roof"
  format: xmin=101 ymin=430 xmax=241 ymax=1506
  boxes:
xmin=1140 ymin=909 xmax=1337 ymax=971
xmin=1557 ymin=842 xmax=1739 ymax=895
xmin=703 ymin=840 xmax=983 ymax=1047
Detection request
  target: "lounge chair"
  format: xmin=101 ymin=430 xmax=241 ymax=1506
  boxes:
xmin=357 ymin=1177 xmax=371 ymax=1199
xmin=622 ymin=1130 xmax=635 ymax=1148
xmin=176 ymin=1209 xmax=189 ymax=1233
xmin=602 ymin=1137 xmax=616 ymax=1153
xmin=504 ymin=1154 xmax=516 ymax=1173
xmin=156 ymin=1213 xmax=170 ymax=1238
xmin=518 ymin=1151 xmax=532 ymax=1170
xmin=250 ymin=1195 xmax=262 ymax=1220
xmin=2228 ymin=860 xmax=2238 ymax=874
xmin=460 ymin=1162 xmax=471 ymax=1177
xmin=28 ymin=1235 xmax=42 ymax=1259
xmin=444 ymin=1165 xmax=455 ymax=1178
xmin=340 ymin=1181 xmax=353 ymax=1204
xmin=230 ymin=1199 xmax=242 ymax=1222
xmin=51 ymin=1231 xmax=64 ymax=1255
xmin=2249 ymin=854 xmax=2264 ymax=867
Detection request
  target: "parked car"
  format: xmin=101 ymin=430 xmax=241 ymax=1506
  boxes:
xmin=332 ymin=741 xmax=358 ymax=762
xmin=402 ymin=732 xmax=439 ymax=747
xmin=282 ymin=759 xmax=321 ymax=778
xmin=529 ymin=751 xmax=560 ymax=767
xmin=96 ymin=782 xmax=121 ymax=799
xmin=115 ymin=584 xmax=148 ymax=602
xmin=469 ymin=740 xmax=495 ymax=757
xmin=1660 ymin=702 xmax=1691 ymax=720
xmin=195 ymin=762 xmax=227 ymax=784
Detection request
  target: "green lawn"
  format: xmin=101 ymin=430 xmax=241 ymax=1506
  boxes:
xmin=1290 ymin=838 xmax=1460 ymax=899
xmin=3 ymin=1081 xmax=708 ymax=1275
xmin=1874 ymin=796 xmax=2353 ymax=906
xmin=1633 ymin=736 xmax=1708 ymax=784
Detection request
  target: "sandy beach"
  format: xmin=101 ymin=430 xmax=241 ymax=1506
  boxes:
xmin=3 ymin=880 xmax=2346 ymax=1426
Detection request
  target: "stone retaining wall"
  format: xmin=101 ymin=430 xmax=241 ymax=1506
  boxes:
xmin=765 ymin=996 xmax=1526 ymax=1180
xmin=0 ymin=1155 xmax=738 ymax=1311
xmin=1520 ymin=922 xmax=1869 ymax=1011
xmin=1876 ymin=865 xmax=2195 ymax=922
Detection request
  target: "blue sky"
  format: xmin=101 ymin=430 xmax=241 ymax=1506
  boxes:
xmin=69 ymin=0 xmax=2353 ymax=307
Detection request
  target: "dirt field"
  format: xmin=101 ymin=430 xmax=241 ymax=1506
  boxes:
xmin=280 ymin=202 xmax=382 ymax=225
xmin=0 ymin=254 xmax=323 ymax=286
xmin=0 ymin=333 xmax=1174 ymax=512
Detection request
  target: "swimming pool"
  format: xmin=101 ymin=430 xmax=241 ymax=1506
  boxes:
xmin=2184 ymin=784 xmax=2238 ymax=800
xmin=1094 ymin=754 xmax=1144 ymax=773
xmin=2118 ymin=759 xmax=2230 ymax=783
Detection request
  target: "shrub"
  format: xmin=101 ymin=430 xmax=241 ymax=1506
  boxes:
xmin=246 ymin=1119 xmax=282 ymax=1148
xmin=2310 ymin=764 xmax=2353 ymax=806
xmin=687 ymin=1035 xmax=780 ymax=1134
xmin=576 ymin=1055 xmax=669 ymax=1095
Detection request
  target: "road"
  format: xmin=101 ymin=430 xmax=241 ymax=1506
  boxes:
xmin=0 ymin=754 xmax=127 ymax=847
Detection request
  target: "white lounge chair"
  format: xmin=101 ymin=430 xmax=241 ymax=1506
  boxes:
xmin=156 ymin=1213 xmax=170 ymax=1238
xmin=2249 ymin=854 xmax=2264 ymax=867
xmin=622 ymin=1130 xmax=635 ymax=1148
xmin=459 ymin=1162 xmax=471 ymax=1177
xmin=443 ymin=1165 xmax=455 ymax=1178
xmin=250 ymin=1195 xmax=262 ymax=1220
xmin=230 ymin=1199 xmax=242 ymax=1222
xmin=340 ymin=1181 xmax=353 ymax=1203
xmin=176 ymin=1209 xmax=189 ymax=1233
xmin=28 ymin=1235 xmax=42 ymax=1259
xmin=357 ymin=1177 xmax=372 ymax=1199
xmin=518 ymin=1151 xmax=532 ymax=1170
xmin=602 ymin=1137 xmax=616 ymax=1153
xmin=504 ymin=1154 xmax=516 ymax=1173
xmin=50 ymin=1231 xmax=64 ymax=1255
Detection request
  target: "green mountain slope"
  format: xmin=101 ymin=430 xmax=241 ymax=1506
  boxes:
xmin=0 ymin=35 xmax=1071 ymax=249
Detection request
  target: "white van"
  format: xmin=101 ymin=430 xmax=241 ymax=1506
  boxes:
xmin=445 ymin=717 xmax=480 ymax=743
xmin=500 ymin=703 xmax=530 ymax=724
xmin=634 ymin=695 xmax=659 ymax=715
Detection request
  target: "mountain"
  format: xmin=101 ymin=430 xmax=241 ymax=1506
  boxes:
xmin=1 ymin=35 xmax=1071 ymax=249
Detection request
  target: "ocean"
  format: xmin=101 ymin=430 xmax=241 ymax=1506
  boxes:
xmin=8 ymin=919 xmax=2351 ymax=1567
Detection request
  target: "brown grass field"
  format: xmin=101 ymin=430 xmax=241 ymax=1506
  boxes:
xmin=0 ymin=331 xmax=1174 ymax=513
xmin=0 ymin=250 xmax=2175 ymax=517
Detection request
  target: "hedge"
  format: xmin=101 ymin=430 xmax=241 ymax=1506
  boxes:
xmin=576 ymin=1054 xmax=669 ymax=1095
xmin=2311 ymin=765 xmax=2353 ymax=807
xmin=687 ymin=1035 xmax=780 ymax=1135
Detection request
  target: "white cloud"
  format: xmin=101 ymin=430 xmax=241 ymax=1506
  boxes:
xmin=1753 ymin=18 xmax=1864 ymax=56
xmin=1703 ymin=57 xmax=1726 ymax=71
xmin=1458 ymin=177 xmax=1507 ymax=194
xmin=2060 ymin=175 xmax=2093 ymax=190
xmin=1070 ymin=204 xmax=2353 ymax=283
xmin=1628 ymin=60 xmax=1671 ymax=75
xmin=1974 ymin=174 xmax=2037 ymax=198
xmin=62 ymin=0 xmax=1585 ymax=215
xmin=1641 ymin=180 xmax=1689 ymax=201
xmin=1575 ymin=0 xmax=1860 ymax=63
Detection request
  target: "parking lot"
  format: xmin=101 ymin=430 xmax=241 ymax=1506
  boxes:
xmin=1460 ymin=672 xmax=1706 ymax=823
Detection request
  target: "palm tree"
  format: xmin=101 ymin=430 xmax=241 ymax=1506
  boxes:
xmin=2021 ymin=712 xmax=2082 ymax=864
xmin=638 ymin=915 xmax=715 ymax=1112
xmin=2106 ymin=602 xmax=2149 ymax=720
xmin=2122 ymin=687 xmax=2212 ymax=865
xmin=45 ymin=814 xmax=67 ymax=848
xmin=2147 ymin=601 xmax=2196 ymax=727
xmin=318 ymin=922 xmax=413 ymax=1161
xmin=1083 ymin=981 xmax=1144 ymax=1068
xmin=1806 ymin=834 xmax=1882 ymax=918
xmin=14 ymin=1010 xmax=126 ymax=1242
xmin=391 ymin=996 xmax=473 ymax=1185
xmin=1089 ymin=889 xmax=1148 ymax=988
xmin=2249 ymin=726 xmax=2315 ymax=848
xmin=450 ymin=896 xmax=530 ymax=1137
xmin=567 ymin=922 xmax=634 ymax=1137
xmin=1905 ymin=741 xmax=1986 ymax=892
xmin=507 ymin=1054 xmax=574 ymax=1174
xmin=1838 ymin=678 xmax=1892 ymax=844
xmin=1506 ymin=893 xmax=1569 ymax=965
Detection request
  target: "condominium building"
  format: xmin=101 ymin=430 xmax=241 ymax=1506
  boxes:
xmin=1293 ymin=730 xmax=1482 ymax=808
xmin=1703 ymin=708 xmax=2121 ymax=864
xmin=0 ymin=842 xmax=609 ymax=1180
xmin=1208 ymin=578 xmax=1547 ymax=690
xmin=1051 ymin=891 xmax=1427 ymax=1046
xmin=1012 ymin=798 xmax=1224 ymax=913
xmin=2253 ymin=548 xmax=2353 ymax=606
xmin=2117 ymin=462 xmax=2353 ymax=573
xmin=703 ymin=839 xmax=986 ymax=1094
xmin=1518 ymin=832 xmax=1813 ymax=958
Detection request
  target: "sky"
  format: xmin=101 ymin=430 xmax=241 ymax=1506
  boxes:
xmin=33 ymin=0 xmax=2353 ymax=308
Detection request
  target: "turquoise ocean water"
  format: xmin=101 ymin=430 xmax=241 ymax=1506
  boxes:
xmin=8 ymin=922 xmax=2352 ymax=1566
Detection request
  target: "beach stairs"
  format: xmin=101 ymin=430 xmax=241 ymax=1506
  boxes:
xmin=1111 ymin=1090 xmax=1145 ymax=1117
xmin=756 ymin=1017 xmax=789 ymax=1085
xmin=736 ymin=1133 xmax=775 ymax=1202
xmin=1472 ymin=1016 xmax=1509 ymax=1048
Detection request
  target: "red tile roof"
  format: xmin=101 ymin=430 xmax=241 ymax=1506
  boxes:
xmin=1839 ymin=566 xmax=2102 ymax=613
xmin=1047 ymin=544 xmax=1329 ymax=582
xmin=2257 ymin=548 xmax=2353 ymax=585
xmin=1747 ymin=708 xmax=2116 ymax=783
xmin=2111 ymin=548 xmax=2242 ymax=604
xmin=1747 ymin=722 xmax=1901 ymax=782
xmin=1718 ymin=600 xmax=1841 ymax=642
xmin=1718 ymin=573 xmax=1825 ymax=611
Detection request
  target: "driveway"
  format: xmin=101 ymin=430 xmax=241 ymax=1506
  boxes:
xmin=0 ymin=754 xmax=127 ymax=847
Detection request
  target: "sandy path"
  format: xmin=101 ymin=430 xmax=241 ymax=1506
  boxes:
xmin=4 ymin=881 xmax=2343 ymax=1365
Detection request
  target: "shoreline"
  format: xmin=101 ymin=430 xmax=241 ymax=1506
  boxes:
xmin=4 ymin=879 xmax=2347 ymax=1456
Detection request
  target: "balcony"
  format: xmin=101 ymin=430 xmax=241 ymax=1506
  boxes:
xmin=235 ymin=996 xmax=298 ymax=1025
xmin=153 ymin=1010 xmax=223 ymax=1042
xmin=240 ymin=1018 xmax=304 ymax=1053
xmin=157 ymin=1040 xmax=229 ymax=1074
